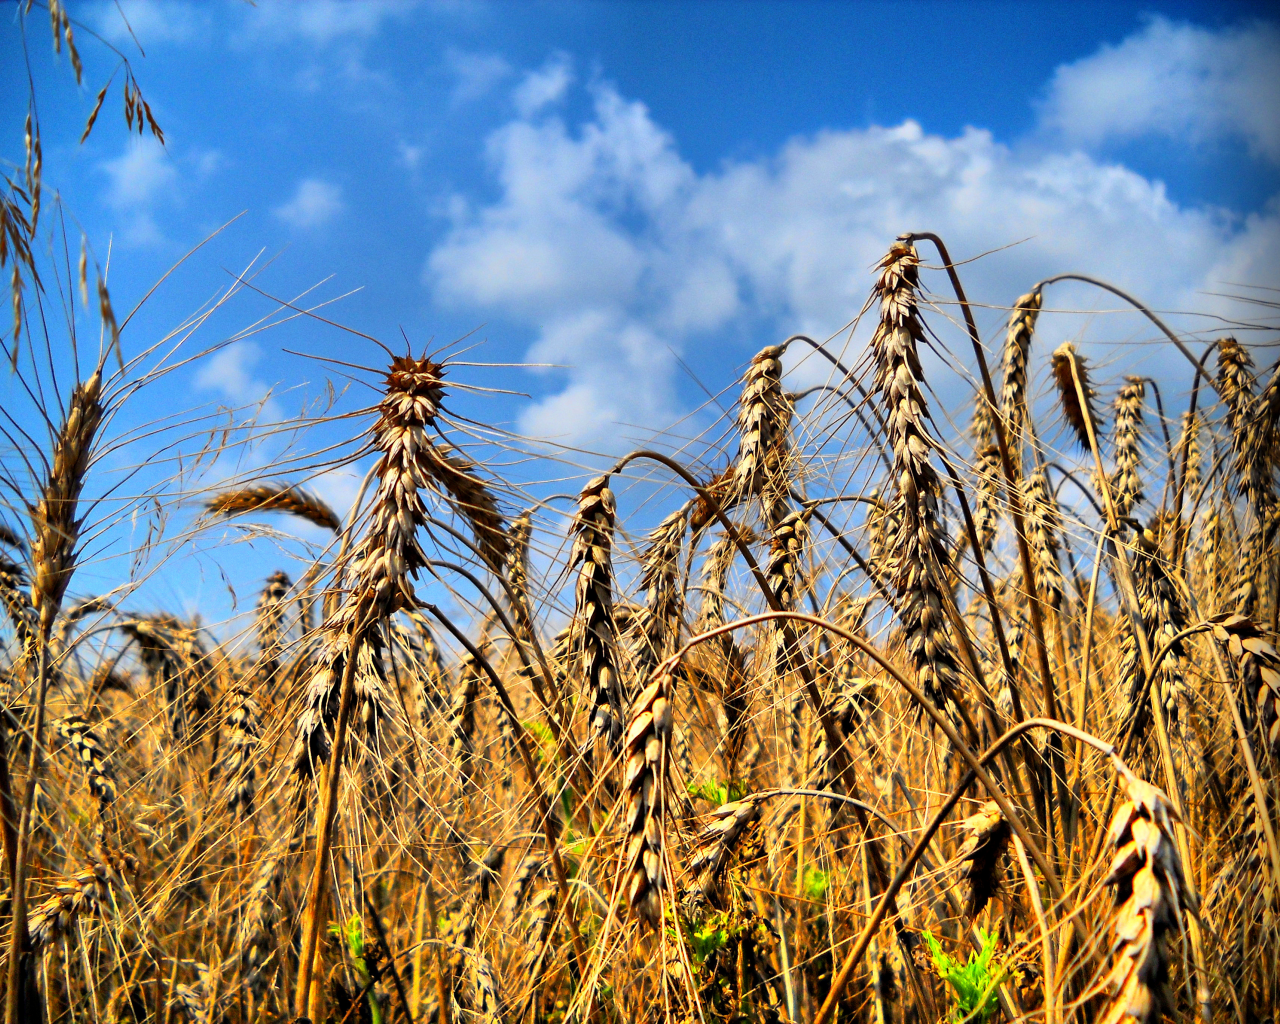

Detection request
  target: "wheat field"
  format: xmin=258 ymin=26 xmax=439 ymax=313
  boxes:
xmin=0 ymin=226 xmax=1277 ymax=1024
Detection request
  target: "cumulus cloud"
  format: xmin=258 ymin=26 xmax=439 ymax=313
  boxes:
xmin=447 ymin=48 xmax=512 ymax=103
xmin=513 ymin=53 xmax=574 ymax=118
xmin=196 ymin=343 xmax=270 ymax=404
xmin=99 ymin=138 xmax=178 ymax=245
xmin=427 ymin=22 xmax=1280 ymax=449
xmin=242 ymin=0 xmax=418 ymax=45
xmin=274 ymin=179 xmax=344 ymax=229
xmin=1040 ymin=16 xmax=1280 ymax=162
xmin=92 ymin=0 xmax=207 ymax=46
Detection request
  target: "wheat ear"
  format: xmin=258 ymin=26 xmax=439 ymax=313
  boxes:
xmin=868 ymin=241 xmax=960 ymax=714
xmin=624 ymin=666 xmax=676 ymax=926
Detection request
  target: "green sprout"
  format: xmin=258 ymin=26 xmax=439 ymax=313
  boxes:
xmin=923 ymin=927 xmax=1006 ymax=1023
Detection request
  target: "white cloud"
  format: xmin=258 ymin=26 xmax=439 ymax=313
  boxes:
xmin=102 ymin=138 xmax=176 ymax=208
xmin=446 ymin=48 xmax=512 ymax=104
xmin=99 ymin=138 xmax=178 ymax=245
xmin=1039 ymin=16 xmax=1280 ymax=162
xmin=92 ymin=0 xmax=206 ymax=46
xmin=513 ymin=53 xmax=574 ymax=118
xmin=242 ymin=0 xmax=418 ymax=45
xmin=196 ymin=343 xmax=269 ymax=404
xmin=273 ymin=179 xmax=344 ymax=229
xmin=427 ymin=25 xmax=1280 ymax=449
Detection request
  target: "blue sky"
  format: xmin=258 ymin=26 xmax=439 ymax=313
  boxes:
xmin=2 ymin=0 xmax=1278 ymax=624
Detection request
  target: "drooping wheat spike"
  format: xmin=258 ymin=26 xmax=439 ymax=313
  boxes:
xmin=28 ymin=851 xmax=130 ymax=951
xmin=764 ymin=508 xmax=808 ymax=677
xmin=734 ymin=345 xmax=794 ymax=527
xmin=970 ymin=391 xmax=1002 ymax=553
xmin=955 ymin=800 xmax=1009 ymax=916
xmin=404 ymin=609 xmax=449 ymax=731
xmin=205 ymin=483 xmax=342 ymax=533
xmin=632 ymin=503 xmax=691 ymax=684
xmin=0 ymin=522 xmax=22 ymax=552
xmin=428 ymin=447 xmax=510 ymax=577
xmin=469 ymin=950 xmax=503 ymax=1024
xmin=1099 ymin=771 xmax=1198 ymax=1024
xmin=1001 ymin=289 xmax=1043 ymax=465
xmin=569 ymin=474 xmax=624 ymax=746
xmin=505 ymin=509 xmax=533 ymax=613
xmin=1021 ymin=469 xmax=1066 ymax=611
xmin=122 ymin=616 xmax=213 ymax=744
xmin=1211 ymin=613 xmax=1280 ymax=758
xmin=505 ymin=852 xmax=548 ymax=919
xmin=1217 ymin=338 xmax=1275 ymax=615
xmin=235 ymin=849 xmax=285 ymax=999
xmin=1051 ymin=342 xmax=1101 ymax=449
xmin=1110 ymin=377 xmax=1148 ymax=519
xmin=868 ymin=241 xmax=960 ymax=714
xmin=449 ymin=649 xmax=482 ymax=787
xmin=689 ymin=798 xmax=762 ymax=901
xmin=0 ymin=554 xmax=36 ymax=657
xmin=624 ymin=666 xmax=676 ymax=926
xmin=54 ymin=714 xmax=115 ymax=808
xmin=690 ymin=465 xmax=736 ymax=534
xmin=220 ymin=687 xmax=261 ymax=815
xmin=1129 ymin=526 xmax=1192 ymax=736
xmin=29 ymin=369 xmax=103 ymax=640
xmin=520 ymin=885 xmax=558 ymax=992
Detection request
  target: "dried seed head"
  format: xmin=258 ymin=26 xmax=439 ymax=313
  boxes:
xmin=1099 ymin=772 xmax=1197 ymax=1024
xmin=1021 ymin=469 xmax=1066 ymax=611
xmin=956 ymin=800 xmax=1009 ymax=915
xmin=29 ymin=852 xmax=130 ymax=951
xmin=1110 ymin=377 xmax=1148 ymax=519
xmin=123 ymin=616 xmax=213 ymax=744
xmin=30 ymin=370 xmax=103 ymax=636
xmin=1050 ymin=342 xmax=1101 ymax=449
xmin=506 ymin=509 xmax=533 ymax=611
xmin=690 ymin=466 xmax=736 ymax=534
xmin=506 ymin=852 xmax=548 ymax=919
xmin=449 ymin=649 xmax=482 ymax=786
xmin=206 ymin=484 xmax=341 ymax=533
xmin=689 ymin=798 xmax=761 ymax=901
xmin=632 ymin=503 xmax=691 ymax=683
xmin=220 ymin=687 xmax=261 ymax=815
xmin=868 ymin=241 xmax=960 ymax=713
xmin=570 ymin=474 xmax=624 ymax=745
xmin=55 ymin=714 xmax=116 ymax=807
xmin=1002 ymin=290 xmax=1043 ymax=458
xmin=1211 ymin=614 xmax=1280 ymax=758
xmin=734 ymin=345 xmax=790 ymax=499
xmin=970 ymin=387 xmax=1003 ymax=553
xmin=624 ymin=667 xmax=677 ymax=926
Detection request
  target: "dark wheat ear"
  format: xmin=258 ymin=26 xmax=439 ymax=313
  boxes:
xmin=31 ymin=369 xmax=104 ymax=639
xmin=54 ymin=715 xmax=116 ymax=809
xmin=1109 ymin=377 xmax=1147 ymax=519
xmin=624 ymin=666 xmax=677 ymax=927
xmin=205 ymin=483 xmax=342 ymax=533
xmin=867 ymin=241 xmax=960 ymax=716
xmin=569 ymin=474 xmax=624 ymax=746
xmin=1099 ymin=772 xmax=1197 ymax=1024
xmin=1001 ymin=289 xmax=1043 ymax=460
xmin=1051 ymin=342 xmax=1102 ymax=449
xmin=955 ymin=800 xmax=1009 ymax=916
